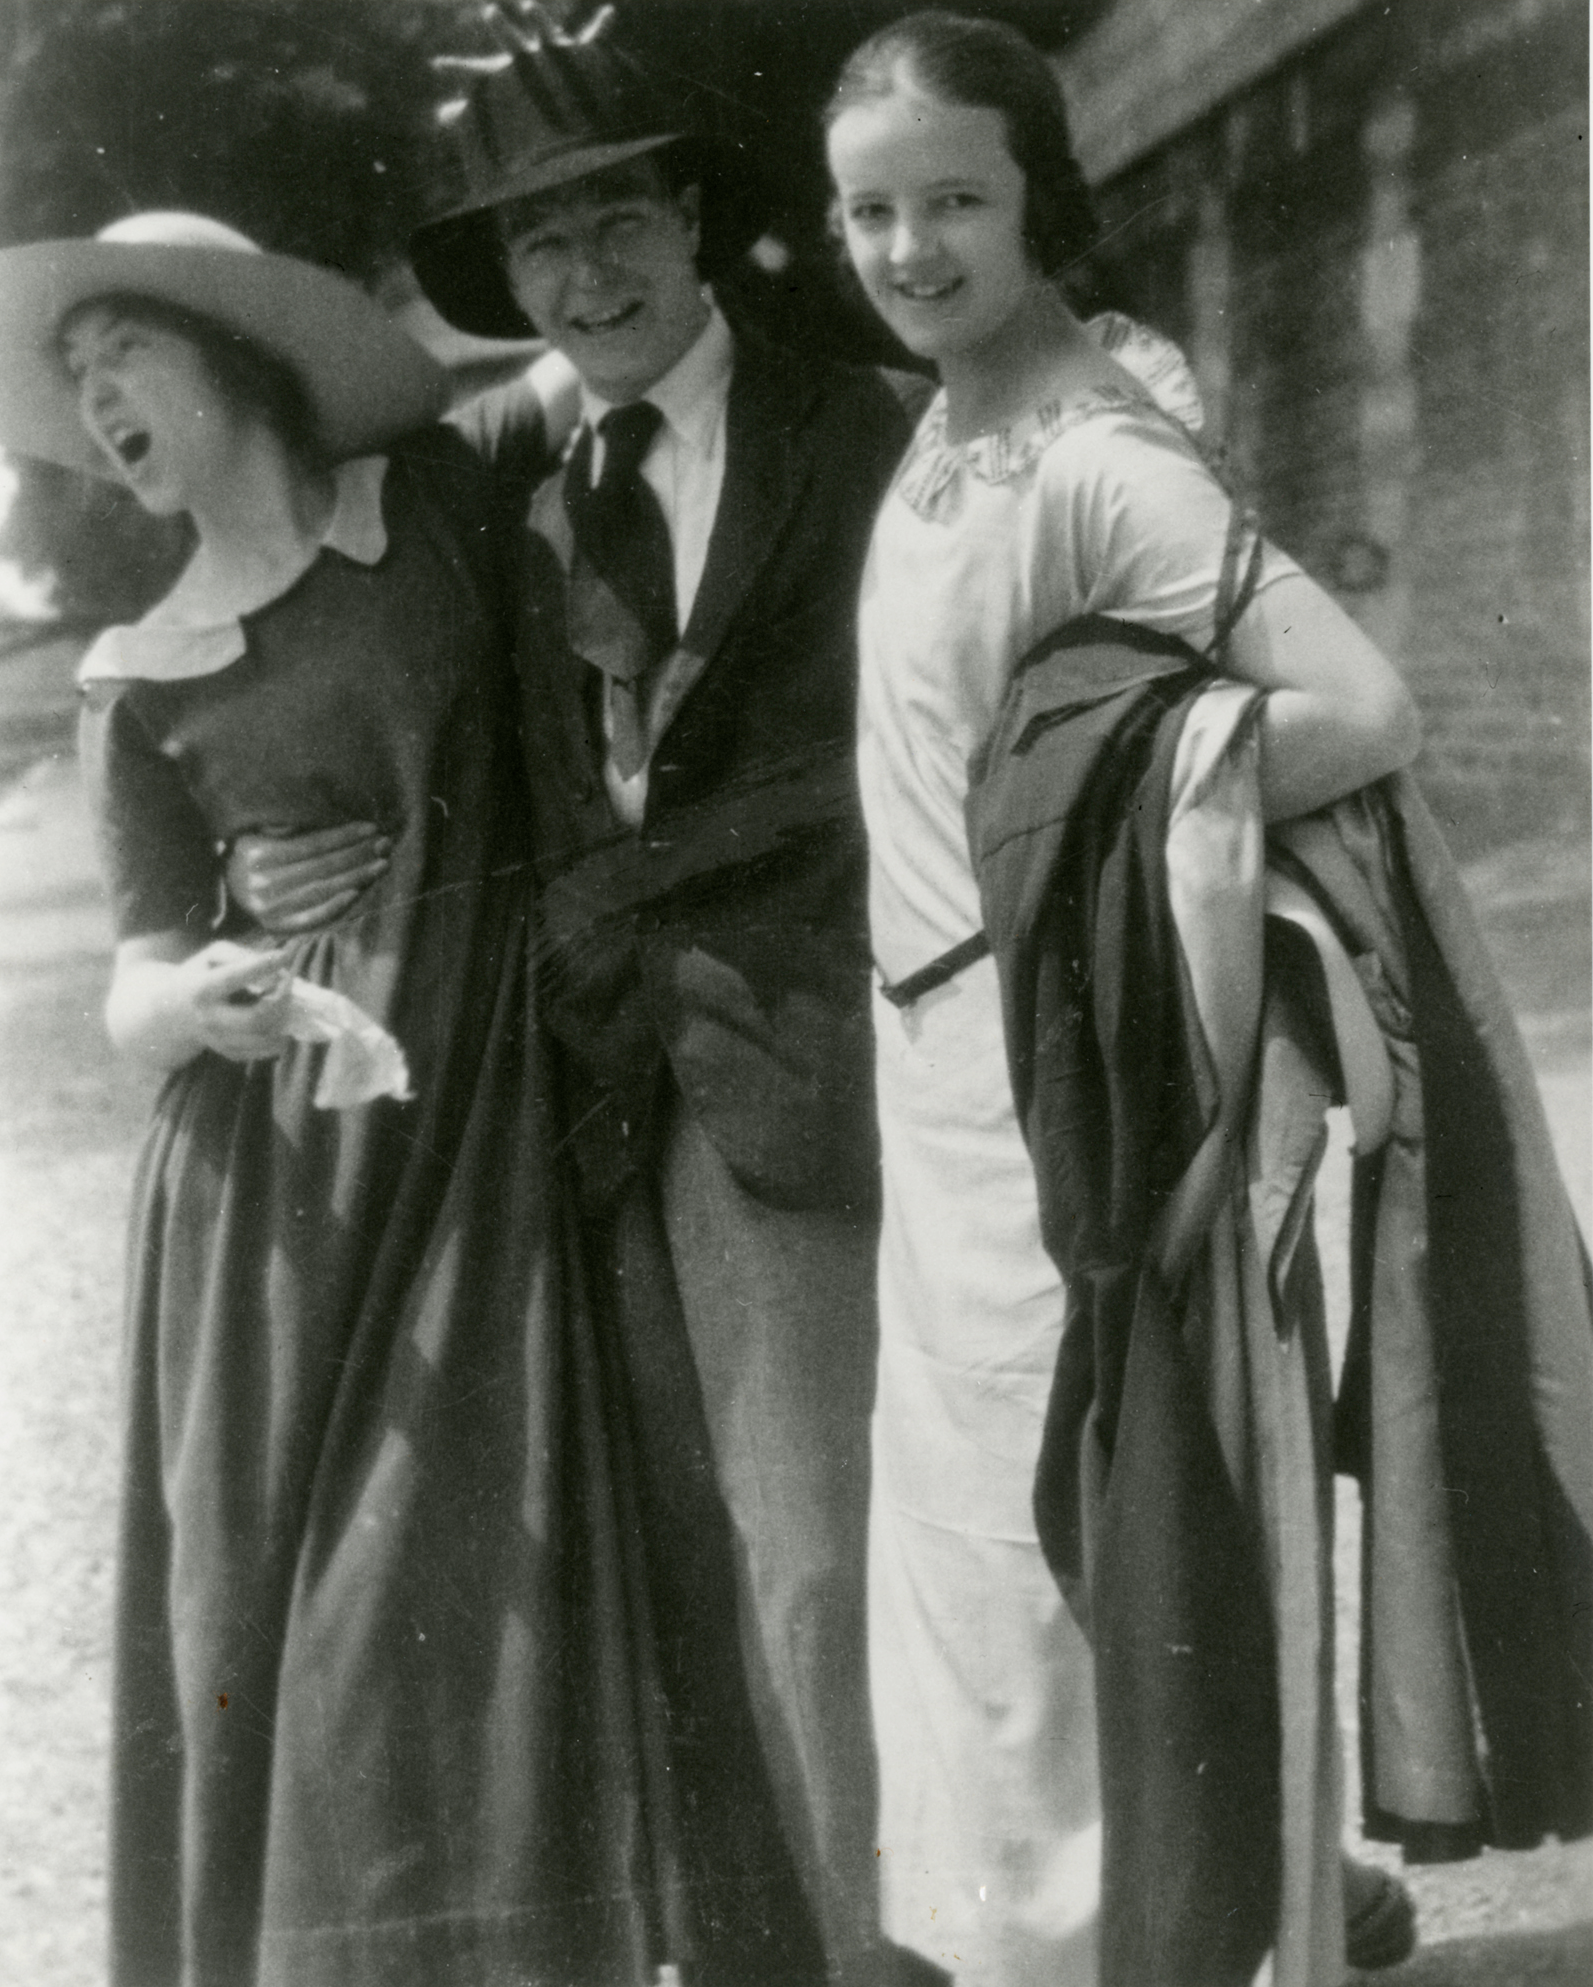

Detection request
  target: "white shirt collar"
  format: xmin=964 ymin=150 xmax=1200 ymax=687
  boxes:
xmin=79 ymin=455 xmax=389 ymax=685
xmin=578 ymin=302 xmax=734 ymax=459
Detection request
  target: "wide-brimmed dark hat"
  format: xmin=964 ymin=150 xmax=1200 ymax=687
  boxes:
xmin=412 ymin=5 xmax=765 ymax=339
xmin=0 ymin=211 xmax=447 ymax=476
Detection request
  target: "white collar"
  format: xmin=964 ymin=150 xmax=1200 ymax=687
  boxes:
xmin=578 ymin=302 xmax=733 ymax=460
xmin=79 ymin=455 xmax=389 ymax=686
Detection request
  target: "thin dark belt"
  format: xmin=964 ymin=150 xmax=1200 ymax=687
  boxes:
xmin=876 ymin=930 xmax=991 ymax=1008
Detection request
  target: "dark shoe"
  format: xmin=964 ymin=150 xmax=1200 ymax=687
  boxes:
xmin=1343 ymin=1857 xmax=1417 ymax=1970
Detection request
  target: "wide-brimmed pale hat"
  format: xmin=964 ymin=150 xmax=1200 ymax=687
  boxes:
xmin=0 ymin=211 xmax=448 ymax=477
xmin=411 ymin=5 xmax=766 ymax=339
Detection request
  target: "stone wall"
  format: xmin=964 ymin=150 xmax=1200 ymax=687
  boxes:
xmin=1073 ymin=0 xmax=1589 ymax=852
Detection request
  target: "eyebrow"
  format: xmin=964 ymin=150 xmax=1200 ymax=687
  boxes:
xmin=506 ymin=196 xmax=654 ymax=240
xmin=843 ymin=173 xmax=991 ymax=194
xmin=57 ymin=316 xmax=120 ymax=365
xmin=61 ymin=307 xmax=137 ymax=344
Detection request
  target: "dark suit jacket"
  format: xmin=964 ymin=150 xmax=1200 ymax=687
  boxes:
xmin=472 ymin=330 xmax=915 ymax=1211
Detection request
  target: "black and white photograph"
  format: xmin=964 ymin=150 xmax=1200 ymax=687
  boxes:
xmin=0 ymin=3 xmax=1588 ymax=1984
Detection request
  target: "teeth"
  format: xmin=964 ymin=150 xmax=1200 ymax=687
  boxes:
xmin=574 ymin=304 xmax=638 ymax=333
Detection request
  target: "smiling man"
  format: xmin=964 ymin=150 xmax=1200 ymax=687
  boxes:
xmin=408 ymin=17 xmax=920 ymax=1987
xmin=229 ymin=22 xmax=920 ymax=1978
xmin=494 ymin=161 xmax=712 ymax=405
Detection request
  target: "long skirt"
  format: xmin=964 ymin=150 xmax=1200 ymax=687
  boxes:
xmin=869 ymin=956 xmax=1101 ymax=1987
xmin=109 ymin=878 xmax=686 ymax=1987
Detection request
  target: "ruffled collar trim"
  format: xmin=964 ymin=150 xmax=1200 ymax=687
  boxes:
xmin=895 ymin=313 xmax=1206 ymax=522
xmin=78 ymin=454 xmax=389 ymax=686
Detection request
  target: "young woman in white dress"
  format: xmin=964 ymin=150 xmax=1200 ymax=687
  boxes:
xmin=824 ymin=14 xmax=1420 ymax=1984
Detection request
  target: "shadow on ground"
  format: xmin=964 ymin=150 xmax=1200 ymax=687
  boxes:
xmin=1375 ymin=1919 xmax=1593 ymax=1985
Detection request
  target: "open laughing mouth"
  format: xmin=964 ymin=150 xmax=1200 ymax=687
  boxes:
xmin=105 ymin=428 xmax=152 ymax=469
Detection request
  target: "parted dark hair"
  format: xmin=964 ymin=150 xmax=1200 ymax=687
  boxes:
xmin=55 ymin=292 xmax=322 ymax=462
xmin=824 ymin=9 xmax=1099 ymax=283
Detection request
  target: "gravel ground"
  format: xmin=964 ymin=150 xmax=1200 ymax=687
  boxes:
xmin=1 ymin=758 xmax=153 ymax=1987
xmin=1 ymin=749 xmax=1588 ymax=1986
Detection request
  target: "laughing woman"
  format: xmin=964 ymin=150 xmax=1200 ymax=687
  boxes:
xmin=0 ymin=214 xmax=677 ymax=1987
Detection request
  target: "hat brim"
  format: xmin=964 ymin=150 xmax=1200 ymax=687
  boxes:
xmin=429 ymin=131 xmax=682 ymax=232
xmin=410 ymin=133 xmax=772 ymax=342
xmin=0 ymin=239 xmax=447 ymax=477
xmin=410 ymin=133 xmax=681 ymax=341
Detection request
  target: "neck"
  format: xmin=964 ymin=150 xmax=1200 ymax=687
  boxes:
xmin=939 ymin=280 xmax=1098 ymax=442
xmin=185 ymin=426 xmax=336 ymax=586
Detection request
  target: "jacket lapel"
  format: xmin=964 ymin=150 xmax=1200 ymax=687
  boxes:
xmin=639 ymin=333 xmax=817 ymax=753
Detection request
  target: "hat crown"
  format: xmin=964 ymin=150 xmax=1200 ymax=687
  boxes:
xmin=413 ymin=5 xmax=769 ymax=340
xmin=95 ymin=211 xmax=263 ymax=255
xmin=434 ymin=22 xmax=682 ymax=220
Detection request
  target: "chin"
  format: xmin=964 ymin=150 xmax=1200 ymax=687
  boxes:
xmin=873 ymin=303 xmax=956 ymax=362
xmin=583 ymin=357 xmax=664 ymax=403
xmin=889 ymin=324 xmax=957 ymax=366
xmin=124 ymin=483 xmax=187 ymax=518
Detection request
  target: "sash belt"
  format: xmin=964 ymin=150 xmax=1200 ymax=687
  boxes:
xmin=876 ymin=930 xmax=991 ymax=1008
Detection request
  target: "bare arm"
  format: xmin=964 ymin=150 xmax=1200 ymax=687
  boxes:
xmin=105 ymin=930 xmax=295 ymax=1073
xmin=1226 ymin=572 xmax=1421 ymax=822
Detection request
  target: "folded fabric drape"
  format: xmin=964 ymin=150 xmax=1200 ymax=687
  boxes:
xmin=961 ymin=615 xmax=1593 ymax=1987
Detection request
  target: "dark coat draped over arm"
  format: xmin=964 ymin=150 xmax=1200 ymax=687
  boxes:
xmin=964 ymin=616 xmax=1593 ymax=1987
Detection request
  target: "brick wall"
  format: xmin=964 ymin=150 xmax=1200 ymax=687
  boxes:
xmin=1082 ymin=0 xmax=1589 ymax=853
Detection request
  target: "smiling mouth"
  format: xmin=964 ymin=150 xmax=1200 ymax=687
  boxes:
xmin=895 ymin=279 xmax=961 ymax=303
xmin=570 ymin=301 xmax=643 ymax=336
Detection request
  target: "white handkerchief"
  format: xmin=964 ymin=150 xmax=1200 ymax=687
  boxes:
xmin=283 ymin=979 xmax=413 ymax=1109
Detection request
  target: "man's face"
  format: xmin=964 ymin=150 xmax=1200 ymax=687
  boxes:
xmin=498 ymin=164 xmax=710 ymax=403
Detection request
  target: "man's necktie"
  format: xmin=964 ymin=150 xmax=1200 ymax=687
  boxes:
xmin=565 ymin=401 xmax=678 ymax=780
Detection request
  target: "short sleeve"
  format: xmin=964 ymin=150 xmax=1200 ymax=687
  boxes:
xmin=1054 ymin=409 xmax=1299 ymax=654
xmin=78 ymin=688 xmax=222 ymax=941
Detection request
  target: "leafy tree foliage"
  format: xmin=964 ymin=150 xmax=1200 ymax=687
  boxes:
xmin=0 ymin=0 xmax=486 ymax=272
xmin=0 ymin=0 xmax=484 ymax=618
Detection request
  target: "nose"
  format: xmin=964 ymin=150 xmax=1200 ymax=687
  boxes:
xmin=80 ymin=369 xmax=119 ymax=423
xmin=888 ymin=212 xmax=933 ymax=269
xmin=573 ymin=241 xmax=626 ymax=294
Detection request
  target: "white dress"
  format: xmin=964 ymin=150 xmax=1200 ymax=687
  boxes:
xmin=857 ymin=329 xmax=1297 ymax=1986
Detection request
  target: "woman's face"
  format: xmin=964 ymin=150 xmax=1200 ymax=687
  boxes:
xmin=60 ymin=304 xmax=247 ymax=515
xmin=828 ymin=84 xmax=1039 ymax=369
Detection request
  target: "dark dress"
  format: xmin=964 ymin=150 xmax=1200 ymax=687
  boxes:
xmin=82 ymin=432 xmax=681 ymax=1987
